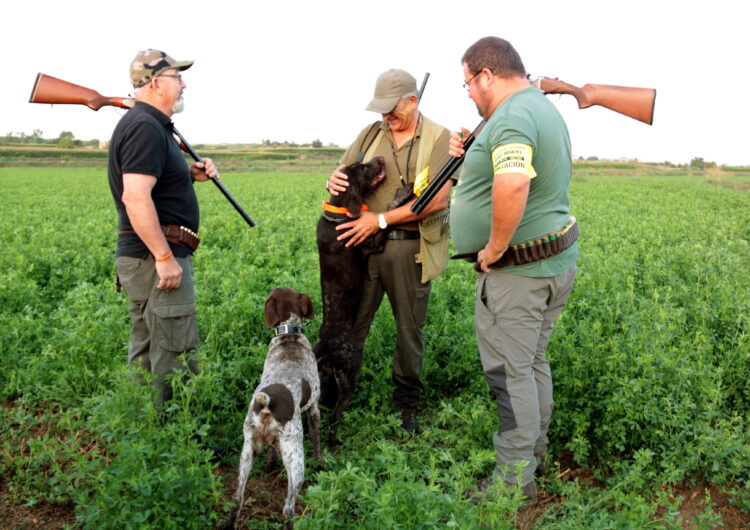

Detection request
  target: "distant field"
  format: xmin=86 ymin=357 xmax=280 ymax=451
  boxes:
xmin=2 ymin=144 xmax=748 ymax=181
xmin=0 ymin=145 xmax=344 ymax=173
xmin=1 ymin=159 xmax=748 ymax=528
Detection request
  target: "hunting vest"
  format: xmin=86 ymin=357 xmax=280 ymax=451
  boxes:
xmin=363 ymin=116 xmax=450 ymax=283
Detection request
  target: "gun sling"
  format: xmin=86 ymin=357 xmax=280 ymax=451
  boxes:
xmin=452 ymin=217 xmax=578 ymax=271
xmin=118 ymin=225 xmax=201 ymax=252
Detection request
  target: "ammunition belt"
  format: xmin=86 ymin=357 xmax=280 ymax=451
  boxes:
xmin=161 ymin=225 xmax=200 ymax=252
xmin=452 ymin=217 xmax=578 ymax=271
xmin=118 ymin=225 xmax=200 ymax=252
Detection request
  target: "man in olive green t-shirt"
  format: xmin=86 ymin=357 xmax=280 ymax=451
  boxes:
xmin=450 ymin=37 xmax=578 ymax=504
xmin=326 ymin=69 xmax=452 ymax=433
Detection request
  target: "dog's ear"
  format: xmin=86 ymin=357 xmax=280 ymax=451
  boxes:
xmin=264 ymin=295 xmax=280 ymax=328
xmin=297 ymin=292 xmax=315 ymax=320
xmin=342 ymin=165 xmax=364 ymax=214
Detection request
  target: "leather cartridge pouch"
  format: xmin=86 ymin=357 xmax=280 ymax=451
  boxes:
xmin=452 ymin=217 xmax=578 ymax=271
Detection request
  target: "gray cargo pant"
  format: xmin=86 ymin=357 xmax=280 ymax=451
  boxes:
xmin=353 ymin=237 xmax=431 ymax=412
xmin=116 ymin=255 xmax=200 ymax=408
xmin=475 ymin=265 xmax=576 ymax=486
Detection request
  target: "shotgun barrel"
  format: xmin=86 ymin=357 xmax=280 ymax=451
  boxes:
xmin=410 ymin=120 xmax=485 ymax=216
xmin=171 ymin=128 xmax=255 ymax=227
xmin=417 ymin=72 xmax=429 ymax=103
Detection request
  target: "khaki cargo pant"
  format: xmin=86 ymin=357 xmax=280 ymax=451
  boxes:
xmin=353 ymin=238 xmax=431 ymax=412
xmin=475 ymin=265 xmax=576 ymax=486
xmin=116 ymin=255 xmax=200 ymax=408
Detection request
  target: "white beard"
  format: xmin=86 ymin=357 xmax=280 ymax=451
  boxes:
xmin=172 ymin=95 xmax=185 ymax=114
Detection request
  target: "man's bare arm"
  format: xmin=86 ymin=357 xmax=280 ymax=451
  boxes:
xmin=477 ymin=172 xmax=529 ymax=272
xmin=121 ymin=173 xmax=183 ymax=290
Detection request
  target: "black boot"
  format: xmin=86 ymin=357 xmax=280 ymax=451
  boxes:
xmin=400 ymin=409 xmax=420 ymax=433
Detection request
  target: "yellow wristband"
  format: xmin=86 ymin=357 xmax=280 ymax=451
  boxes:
xmin=155 ymin=250 xmax=173 ymax=262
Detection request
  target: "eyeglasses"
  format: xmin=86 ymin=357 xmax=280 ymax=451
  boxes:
xmin=159 ymin=73 xmax=183 ymax=82
xmin=462 ymin=71 xmax=480 ymax=91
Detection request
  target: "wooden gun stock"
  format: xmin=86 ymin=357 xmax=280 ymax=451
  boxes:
xmin=29 ymin=73 xmax=134 ymax=111
xmin=28 ymin=73 xmax=255 ymax=228
xmin=532 ymin=77 xmax=656 ymax=125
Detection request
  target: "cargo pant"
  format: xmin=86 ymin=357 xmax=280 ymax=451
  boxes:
xmin=116 ymin=254 xmax=200 ymax=408
xmin=353 ymin=237 xmax=431 ymax=412
xmin=475 ymin=265 xmax=576 ymax=486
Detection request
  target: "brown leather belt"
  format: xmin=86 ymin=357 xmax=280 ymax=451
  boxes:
xmin=118 ymin=225 xmax=201 ymax=252
xmin=451 ymin=217 xmax=578 ymax=271
xmin=387 ymin=229 xmax=420 ymax=240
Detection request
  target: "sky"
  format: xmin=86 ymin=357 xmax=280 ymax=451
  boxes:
xmin=4 ymin=0 xmax=749 ymax=166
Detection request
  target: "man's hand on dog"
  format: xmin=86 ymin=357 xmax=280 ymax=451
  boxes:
xmin=337 ymin=212 xmax=379 ymax=247
xmin=326 ymin=164 xmax=349 ymax=195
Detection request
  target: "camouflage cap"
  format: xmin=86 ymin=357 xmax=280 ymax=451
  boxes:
xmin=130 ymin=49 xmax=193 ymax=88
xmin=365 ymin=69 xmax=417 ymax=113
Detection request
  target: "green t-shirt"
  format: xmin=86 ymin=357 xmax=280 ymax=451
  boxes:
xmin=450 ymin=86 xmax=578 ymax=277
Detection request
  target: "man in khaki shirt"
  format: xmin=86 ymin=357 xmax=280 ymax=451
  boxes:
xmin=326 ymin=69 xmax=452 ymax=432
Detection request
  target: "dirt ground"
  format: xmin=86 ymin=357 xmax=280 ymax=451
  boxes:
xmin=2 ymin=456 xmax=748 ymax=530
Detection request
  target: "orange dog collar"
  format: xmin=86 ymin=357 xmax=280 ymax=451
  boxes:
xmin=322 ymin=200 xmax=369 ymax=215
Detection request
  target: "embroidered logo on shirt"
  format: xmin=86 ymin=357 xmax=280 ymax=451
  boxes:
xmin=492 ymin=143 xmax=537 ymax=178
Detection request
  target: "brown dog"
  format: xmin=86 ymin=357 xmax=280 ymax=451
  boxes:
xmin=225 ymin=288 xmax=320 ymax=529
xmin=314 ymin=157 xmax=385 ymax=446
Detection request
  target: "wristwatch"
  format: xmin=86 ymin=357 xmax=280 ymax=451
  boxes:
xmin=378 ymin=213 xmax=388 ymax=230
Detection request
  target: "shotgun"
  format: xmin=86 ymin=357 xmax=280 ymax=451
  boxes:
xmin=530 ymin=76 xmax=656 ymax=125
xmin=417 ymin=72 xmax=429 ymax=103
xmin=411 ymin=77 xmax=656 ymax=215
xmin=28 ymin=73 xmax=255 ymax=228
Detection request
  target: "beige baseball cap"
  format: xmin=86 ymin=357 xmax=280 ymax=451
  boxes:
xmin=365 ymin=69 xmax=417 ymax=113
xmin=130 ymin=49 xmax=193 ymax=88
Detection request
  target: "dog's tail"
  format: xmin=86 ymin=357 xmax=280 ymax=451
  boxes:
xmin=253 ymin=392 xmax=274 ymax=427
xmin=253 ymin=384 xmax=295 ymax=426
xmin=255 ymin=392 xmax=271 ymax=408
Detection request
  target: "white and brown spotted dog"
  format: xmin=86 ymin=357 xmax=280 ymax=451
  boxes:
xmin=225 ymin=287 xmax=322 ymax=529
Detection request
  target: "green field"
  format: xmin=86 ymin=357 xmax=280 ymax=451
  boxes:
xmin=1 ymin=156 xmax=749 ymax=529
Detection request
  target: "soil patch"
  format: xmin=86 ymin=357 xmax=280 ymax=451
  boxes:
xmin=0 ymin=478 xmax=76 ymax=530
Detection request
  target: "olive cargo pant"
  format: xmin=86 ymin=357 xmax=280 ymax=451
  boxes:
xmin=353 ymin=238 xmax=431 ymax=412
xmin=116 ymin=255 xmax=200 ymax=408
xmin=475 ymin=265 xmax=576 ymax=486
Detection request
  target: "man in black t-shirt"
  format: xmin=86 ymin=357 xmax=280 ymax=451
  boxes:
xmin=108 ymin=49 xmax=218 ymax=407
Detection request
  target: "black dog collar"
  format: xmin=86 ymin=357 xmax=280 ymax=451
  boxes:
xmin=275 ymin=325 xmax=304 ymax=336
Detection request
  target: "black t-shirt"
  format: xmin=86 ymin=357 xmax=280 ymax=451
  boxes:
xmin=108 ymin=101 xmax=199 ymax=258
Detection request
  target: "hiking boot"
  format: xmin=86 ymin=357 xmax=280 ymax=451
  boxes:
xmin=469 ymin=475 xmax=538 ymax=506
xmin=399 ymin=409 xmax=420 ymax=433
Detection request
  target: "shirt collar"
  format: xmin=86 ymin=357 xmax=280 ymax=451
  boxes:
xmin=134 ymin=100 xmax=174 ymax=130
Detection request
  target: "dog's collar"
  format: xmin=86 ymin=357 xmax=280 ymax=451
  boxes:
xmin=322 ymin=200 xmax=368 ymax=215
xmin=275 ymin=325 xmax=304 ymax=336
